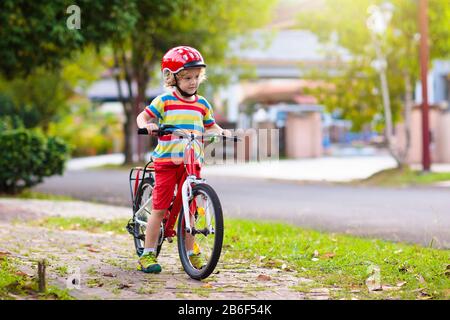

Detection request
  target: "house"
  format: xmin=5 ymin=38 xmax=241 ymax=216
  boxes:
xmin=395 ymin=59 xmax=450 ymax=164
xmin=216 ymin=29 xmax=351 ymax=159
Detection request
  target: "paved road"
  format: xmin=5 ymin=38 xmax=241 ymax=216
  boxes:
xmin=33 ymin=169 xmax=450 ymax=249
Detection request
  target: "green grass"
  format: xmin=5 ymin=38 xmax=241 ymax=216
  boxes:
xmin=0 ymin=257 xmax=74 ymax=300
xmin=354 ymin=167 xmax=450 ymax=187
xmin=0 ymin=190 xmax=75 ymax=201
xmin=28 ymin=216 xmax=130 ymax=234
xmin=222 ymin=219 xmax=450 ymax=300
xmin=23 ymin=215 xmax=450 ymax=300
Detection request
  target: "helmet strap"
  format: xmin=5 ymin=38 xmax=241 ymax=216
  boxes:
xmin=174 ymin=74 xmax=197 ymax=98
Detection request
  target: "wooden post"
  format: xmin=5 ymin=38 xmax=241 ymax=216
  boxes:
xmin=38 ymin=259 xmax=47 ymax=292
xmin=419 ymin=0 xmax=431 ymax=171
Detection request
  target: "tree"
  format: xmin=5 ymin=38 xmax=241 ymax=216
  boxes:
xmin=0 ymin=47 xmax=105 ymax=132
xmin=107 ymin=0 xmax=277 ymax=163
xmin=296 ymin=0 xmax=450 ymax=167
xmin=1 ymin=1 xmax=276 ymax=163
xmin=0 ymin=0 xmax=137 ymax=78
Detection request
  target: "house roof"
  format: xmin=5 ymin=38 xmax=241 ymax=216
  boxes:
xmin=231 ymin=30 xmax=351 ymax=64
xmin=86 ymin=78 xmax=165 ymax=103
xmin=240 ymin=79 xmax=325 ymax=104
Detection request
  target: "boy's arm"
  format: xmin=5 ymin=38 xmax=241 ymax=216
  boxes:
xmin=136 ymin=110 xmax=158 ymax=134
xmin=205 ymin=123 xmax=232 ymax=137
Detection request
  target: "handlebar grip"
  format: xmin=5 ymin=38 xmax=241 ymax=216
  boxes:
xmin=221 ymin=135 xmax=241 ymax=142
xmin=137 ymin=128 xmax=149 ymax=135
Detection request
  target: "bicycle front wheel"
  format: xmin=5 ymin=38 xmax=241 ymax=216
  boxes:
xmin=177 ymin=183 xmax=224 ymax=280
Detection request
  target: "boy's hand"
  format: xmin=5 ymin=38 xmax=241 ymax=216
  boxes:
xmin=145 ymin=123 xmax=159 ymax=136
xmin=220 ymin=129 xmax=232 ymax=138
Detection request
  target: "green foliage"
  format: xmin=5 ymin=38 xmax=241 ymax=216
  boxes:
xmin=0 ymin=0 xmax=137 ymax=78
xmin=0 ymin=128 xmax=70 ymax=194
xmin=47 ymin=101 xmax=124 ymax=157
xmin=0 ymin=68 xmax=71 ymax=131
xmin=296 ymin=0 xmax=450 ymax=130
xmin=109 ymin=0 xmax=277 ymax=95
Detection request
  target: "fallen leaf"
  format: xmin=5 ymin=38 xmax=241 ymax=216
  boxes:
xmin=258 ymin=256 xmax=266 ymax=262
xmin=0 ymin=251 xmax=11 ymax=260
xmin=257 ymin=274 xmax=271 ymax=281
xmin=202 ymin=283 xmax=213 ymax=289
xmin=322 ymin=253 xmax=336 ymax=259
xmin=417 ymin=290 xmax=432 ymax=299
xmin=396 ymin=281 xmax=407 ymax=287
xmin=366 ymin=274 xmax=382 ymax=292
xmin=444 ymin=289 xmax=450 ymax=298
xmin=383 ymin=285 xmax=400 ymax=291
xmin=118 ymin=284 xmax=132 ymax=289
xmin=445 ymin=265 xmax=450 ymax=277
xmin=15 ymin=271 xmax=29 ymax=277
xmin=103 ymin=273 xmax=116 ymax=278
xmin=416 ymin=274 xmax=426 ymax=284
xmin=87 ymin=248 xmax=100 ymax=253
xmin=311 ymin=258 xmax=319 ymax=262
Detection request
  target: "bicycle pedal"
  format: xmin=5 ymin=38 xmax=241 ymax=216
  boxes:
xmin=125 ymin=220 xmax=135 ymax=235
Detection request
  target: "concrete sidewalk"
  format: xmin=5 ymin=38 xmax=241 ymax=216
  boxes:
xmin=202 ymin=156 xmax=398 ymax=182
xmin=66 ymin=152 xmax=450 ymax=183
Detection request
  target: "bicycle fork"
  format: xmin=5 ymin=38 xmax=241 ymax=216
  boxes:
xmin=182 ymin=176 xmax=213 ymax=235
xmin=182 ymin=176 xmax=196 ymax=234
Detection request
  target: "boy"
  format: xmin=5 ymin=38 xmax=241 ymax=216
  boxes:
xmin=136 ymin=46 xmax=230 ymax=273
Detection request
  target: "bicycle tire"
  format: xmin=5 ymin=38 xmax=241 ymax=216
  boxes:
xmin=133 ymin=177 xmax=163 ymax=257
xmin=177 ymin=183 xmax=224 ymax=280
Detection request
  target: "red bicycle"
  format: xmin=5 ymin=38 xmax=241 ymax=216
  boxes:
xmin=126 ymin=124 xmax=237 ymax=280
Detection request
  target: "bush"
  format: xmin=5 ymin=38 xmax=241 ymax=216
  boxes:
xmin=47 ymin=106 xmax=124 ymax=157
xmin=0 ymin=128 xmax=70 ymax=194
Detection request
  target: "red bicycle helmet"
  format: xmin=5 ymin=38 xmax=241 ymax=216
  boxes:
xmin=161 ymin=46 xmax=206 ymax=74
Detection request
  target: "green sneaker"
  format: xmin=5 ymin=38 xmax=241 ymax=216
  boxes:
xmin=189 ymin=252 xmax=207 ymax=269
xmin=137 ymin=252 xmax=161 ymax=273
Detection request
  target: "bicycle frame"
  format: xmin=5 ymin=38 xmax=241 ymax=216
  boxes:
xmin=130 ymin=130 xmax=211 ymax=242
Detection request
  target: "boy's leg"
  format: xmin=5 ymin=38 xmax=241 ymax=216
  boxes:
xmin=138 ymin=209 xmax=165 ymax=273
xmin=138 ymin=163 xmax=178 ymax=273
xmin=145 ymin=163 xmax=179 ymax=251
xmin=144 ymin=209 xmax=165 ymax=250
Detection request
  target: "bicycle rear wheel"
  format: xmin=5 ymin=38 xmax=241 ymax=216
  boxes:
xmin=177 ymin=183 xmax=224 ymax=280
xmin=133 ymin=177 xmax=163 ymax=257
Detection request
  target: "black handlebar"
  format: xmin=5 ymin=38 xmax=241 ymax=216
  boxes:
xmin=137 ymin=124 xmax=177 ymax=137
xmin=137 ymin=128 xmax=149 ymax=135
xmin=137 ymin=125 xmax=241 ymax=142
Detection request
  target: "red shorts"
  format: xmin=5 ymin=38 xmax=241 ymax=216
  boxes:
xmin=152 ymin=162 xmax=201 ymax=210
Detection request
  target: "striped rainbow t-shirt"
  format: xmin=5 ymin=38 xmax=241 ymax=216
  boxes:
xmin=144 ymin=91 xmax=216 ymax=165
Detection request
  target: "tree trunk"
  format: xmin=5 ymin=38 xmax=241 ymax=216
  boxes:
xmin=121 ymin=48 xmax=137 ymax=164
xmin=113 ymin=48 xmax=134 ymax=164
xmin=131 ymin=40 xmax=151 ymax=163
